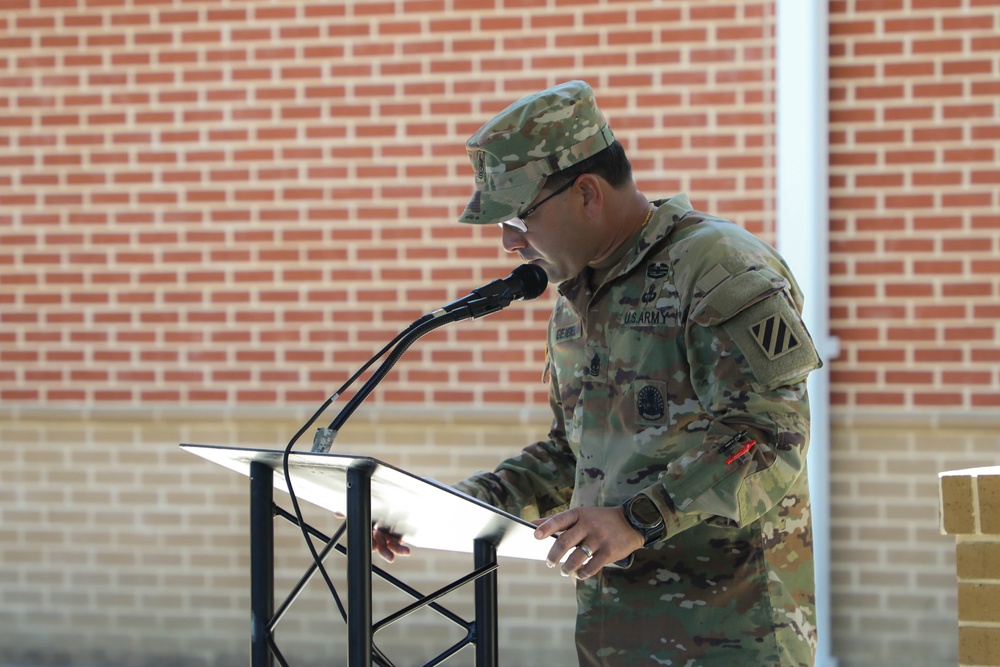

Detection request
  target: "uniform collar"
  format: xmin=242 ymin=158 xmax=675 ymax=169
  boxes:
xmin=627 ymin=193 xmax=693 ymax=274
xmin=558 ymin=193 xmax=694 ymax=303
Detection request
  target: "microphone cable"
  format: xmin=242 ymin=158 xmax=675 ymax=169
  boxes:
xmin=279 ymin=320 xmax=426 ymax=667
xmin=275 ymin=264 xmax=547 ymax=663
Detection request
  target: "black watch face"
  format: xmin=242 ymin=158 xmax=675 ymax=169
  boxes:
xmin=629 ymin=496 xmax=662 ymax=527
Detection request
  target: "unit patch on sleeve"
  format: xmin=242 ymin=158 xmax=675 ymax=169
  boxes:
xmin=722 ymin=296 xmax=822 ymax=392
xmin=749 ymin=313 xmax=800 ymax=360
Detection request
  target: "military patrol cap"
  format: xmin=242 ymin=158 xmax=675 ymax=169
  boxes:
xmin=458 ymin=80 xmax=616 ymax=225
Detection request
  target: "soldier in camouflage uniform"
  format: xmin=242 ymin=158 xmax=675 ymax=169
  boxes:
xmin=374 ymin=81 xmax=822 ymax=666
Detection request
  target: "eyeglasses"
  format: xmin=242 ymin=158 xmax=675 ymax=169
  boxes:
xmin=498 ymin=179 xmax=576 ymax=232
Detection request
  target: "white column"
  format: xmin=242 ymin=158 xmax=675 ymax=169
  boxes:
xmin=776 ymin=1 xmax=839 ymax=666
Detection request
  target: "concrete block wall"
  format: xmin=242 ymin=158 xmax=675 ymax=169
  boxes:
xmin=830 ymin=414 xmax=999 ymax=667
xmin=0 ymin=413 xmax=579 ymax=667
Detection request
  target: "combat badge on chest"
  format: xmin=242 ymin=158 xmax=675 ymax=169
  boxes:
xmin=619 ymin=262 xmax=675 ymax=328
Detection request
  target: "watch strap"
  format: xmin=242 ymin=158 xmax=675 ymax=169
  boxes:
xmin=623 ymin=495 xmax=665 ymax=547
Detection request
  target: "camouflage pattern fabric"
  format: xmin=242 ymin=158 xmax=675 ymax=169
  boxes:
xmin=459 ymin=80 xmax=616 ymax=227
xmin=454 ymin=193 xmax=821 ymax=666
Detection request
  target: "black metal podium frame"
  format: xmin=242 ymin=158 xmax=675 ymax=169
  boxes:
xmin=183 ymin=444 xmax=555 ymax=667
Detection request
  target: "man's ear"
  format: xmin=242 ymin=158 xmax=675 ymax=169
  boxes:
xmin=575 ymin=173 xmax=605 ymax=214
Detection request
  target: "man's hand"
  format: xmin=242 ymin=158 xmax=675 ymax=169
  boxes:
xmin=372 ymin=526 xmax=410 ymax=563
xmin=532 ymin=506 xmax=644 ymax=580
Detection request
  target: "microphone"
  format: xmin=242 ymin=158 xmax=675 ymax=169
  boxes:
xmin=312 ymin=263 xmax=549 ymax=448
xmin=431 ymin=263 xmax=548 ymax=321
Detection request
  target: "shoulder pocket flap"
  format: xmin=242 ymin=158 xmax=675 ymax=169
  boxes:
xmin=691 ymin=268 xmax=789 ymax=327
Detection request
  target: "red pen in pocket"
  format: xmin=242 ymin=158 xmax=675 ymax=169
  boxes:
xmin=720 ymin=431 xmax=757 ymax=466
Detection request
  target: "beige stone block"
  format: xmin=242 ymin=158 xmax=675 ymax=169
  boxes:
xmin=959 ymin=626 xmax=1000 ymax=666
xmin=940 ymin=471 xmax=976 ymax=535
xmin=957 ymin=538 xmax=1000 ymax=581
xmin=958 ymin=582 xmax=1000 ymax=623
xmin=978 ymin=473 xmax=1000 ymax=534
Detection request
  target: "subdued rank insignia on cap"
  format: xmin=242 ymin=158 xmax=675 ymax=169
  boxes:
xmin=475 ymin=151 xmax=487 ymax=181
xmin=749 ymin=313 xmax=800 ymax=360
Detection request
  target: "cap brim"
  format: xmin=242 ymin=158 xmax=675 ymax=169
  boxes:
xmin=458 ymin=178 xmax=545 ymax=226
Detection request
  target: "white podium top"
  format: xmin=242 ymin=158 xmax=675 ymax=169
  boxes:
xmin=182 ymin=444 xmax=557 ymax=562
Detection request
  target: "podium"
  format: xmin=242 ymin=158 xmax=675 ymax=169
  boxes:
xmin=182 ymin=444 xmax=557 ymax=667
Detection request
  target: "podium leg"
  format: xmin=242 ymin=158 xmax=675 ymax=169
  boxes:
xmin=347 ymin=464 xmax=374 ymax=667
xmin=474 ymin=539 xmax=498 ymax=666
xmin=250 ymin=461 xmax=275 ymax=667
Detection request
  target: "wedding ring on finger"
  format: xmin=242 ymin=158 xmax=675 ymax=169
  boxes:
xmin=579 ymin=544 xmax=594 ymax=562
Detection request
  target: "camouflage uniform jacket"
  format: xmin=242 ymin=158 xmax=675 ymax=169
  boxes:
xmin=455 ymin=193 xmax=821 ymax=666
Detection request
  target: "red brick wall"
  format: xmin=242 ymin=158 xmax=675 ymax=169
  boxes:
xmin=0 ymin=0 xmax=778 ymax=410
xmin=828 ymin=0 xmax=1000 ymax=411
xmin=827 ymin=3 xmax=1000 ymax=666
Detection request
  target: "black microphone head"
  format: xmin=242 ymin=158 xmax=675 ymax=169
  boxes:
xmin=510 ymin=263 xmax=548 ymax=301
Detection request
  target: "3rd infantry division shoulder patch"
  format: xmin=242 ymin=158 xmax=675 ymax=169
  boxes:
xmin=750 ymin=313 xmax=800 ymax=360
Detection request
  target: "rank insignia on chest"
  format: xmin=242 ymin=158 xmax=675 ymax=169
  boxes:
xmin=579 ymin=345 xmax=609 ymax=383
xmin=588 ymin=353 xmax=601 ymax=376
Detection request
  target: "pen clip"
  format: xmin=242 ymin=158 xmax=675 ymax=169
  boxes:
xmin=725 ymin=436 xmax=757 ymax=465
xmin=717 ymin=430 xmax=747 ymax=454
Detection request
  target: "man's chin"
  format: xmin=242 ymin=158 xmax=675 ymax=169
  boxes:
xmin=531 ymin=262 xmax=560 ymax=283
xmin=521 ymin=259 xmax=572 ymax=284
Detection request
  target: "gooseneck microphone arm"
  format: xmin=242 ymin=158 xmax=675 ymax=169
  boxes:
xmin=322 ymin=309 xmax=458 ymax=435
xmin=318 ymin=262 xmax=548 ymax=442
xmin=277 ymin=263 xmax=547 ymax=665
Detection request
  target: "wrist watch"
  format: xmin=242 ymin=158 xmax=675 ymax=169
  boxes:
xmin=622 ymin=494 xmax=665 ymax=547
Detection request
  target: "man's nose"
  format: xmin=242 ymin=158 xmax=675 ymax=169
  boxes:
xmin=500 ymin=225 xmax=526 ymax=254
